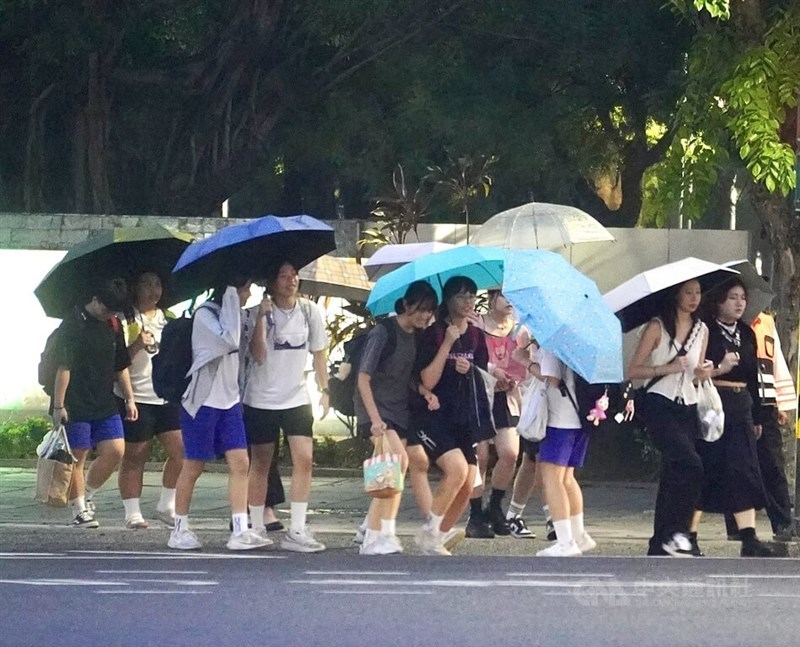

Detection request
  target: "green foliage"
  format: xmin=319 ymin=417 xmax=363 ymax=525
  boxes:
xmin=0 ymin=417 xmax=50 ymax=458
xmin=308 ymin=435 xmax=371 ymax=469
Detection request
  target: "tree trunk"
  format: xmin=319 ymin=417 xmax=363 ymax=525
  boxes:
xmin=84 ymin=53 xmax=114 ymax=213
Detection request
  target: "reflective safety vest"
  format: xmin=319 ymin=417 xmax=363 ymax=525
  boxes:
xmin=751 ymin=312 xmax=796 ymax=411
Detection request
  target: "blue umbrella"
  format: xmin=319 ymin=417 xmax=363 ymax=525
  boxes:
xmin=503 ymin=249 xmax=622 ymax=383
xmin=172 ymin=214 xmax=336 ymax=295
xmin=366 ymin=245 xmax=504 ymax=316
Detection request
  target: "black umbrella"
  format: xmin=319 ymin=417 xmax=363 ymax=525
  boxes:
xmin=35 ymin=226 xmax=195 ymax=318
xmin=172 ymin=214 xmax=337 ymax=295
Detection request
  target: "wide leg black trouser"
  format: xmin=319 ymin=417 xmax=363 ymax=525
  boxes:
xmin=644 ymin=393 xmax=704 ymax=552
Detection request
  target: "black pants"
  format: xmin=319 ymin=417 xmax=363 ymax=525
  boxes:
xmin=725 ymin=406 xmax=792 ymax=534
xmin=644 ymin=394 xmax=704 ymax=552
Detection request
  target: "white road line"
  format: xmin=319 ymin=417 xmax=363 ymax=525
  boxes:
xmin=113 ymin=579 xmax=218 ymax=586
xmin=0 ymin=552 xmax=63 ymax=557
xmin=95 ymin=570 xmax=208 ymax=574
xmin=291 ymin=579 xmax=741 ymax=589
xmin=322 ymin=590 xmax=433 ymax=595
xmin=0 ymin=555 xmax=285 ymax=560
xmin=706 ymin=574 xmax=800 ymax=579
xmin=95 ymin=590 xmax=212 ymax=595
xmin=506 ymin=573 xmax=615 ymax=578
xmin=304 ymin=571 xmax=410 ymax=576
xmin=0 ymin=579 xmax=128 ymax=586
xmin=755 ymin=593 xmax=800 ymax=598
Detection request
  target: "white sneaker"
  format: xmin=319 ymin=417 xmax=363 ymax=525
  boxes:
xmin=353 ymin=522 xmax=367 ymax=545
xmin=124 ymin=514 xmax=149 ymax=530
xmin=168 ymin=528 xmax=202 ymax=550
xmin=576 ymin=532 xmax=597 ymax=554
xmin=661 ymin=532 xmax=694 ymax=557
xmin=415 ymin=525 xmax=451 ymax=556
xmin=227 ymin=529 xmax=272 ymax=551
xmin=442 ymin=527 xmax=466 ymax=551
xmin=155 ymin=508 xmax=175 ymax=527
xmin=536 ymin=541 xmax=582 ymax=557
xmin=360 ymin=534 xmax=402 ymax=555
xmin=281 ymin=526 xmax=326 ymax=553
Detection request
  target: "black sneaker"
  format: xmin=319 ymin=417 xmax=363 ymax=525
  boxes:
xmin=72 ymin=510 xmax=99 ymax=529
xmin=465 ymin=513 xmax=495 ymax=539
xmin=741 ymin=540 xmax=776 ymax=557
xmin=507 ymin=516 xmax=535 ymax=538
xmin=488 ymin=508 xmax=511 ymax=536
xmin=545 ymin=518 xmax=556 ymax=542
xmin=772 ymin=524 xmax=799 ymax=542
xmin=661 ymin=532 xmax=694 ymax=557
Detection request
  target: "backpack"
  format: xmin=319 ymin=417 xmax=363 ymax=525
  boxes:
xmin=565 ymin=376 xmax=634 ymax=433
xmin=152 ymin=305 xmax=211 ymax=403
xmin=328 ymin=318 xmax=398 ymax=417
xmin=38 ymin=312 xmax=120 ymax=397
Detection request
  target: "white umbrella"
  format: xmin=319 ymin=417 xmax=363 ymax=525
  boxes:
xmin=723 ymin=260 xmax=774 ymax=324
xmin=298 ymin=255 xmax=373 ymax=302
xmin=604 ymin=257 xmax=739 ymax=332
xmin=470 ymin=202 xmax=615 ymax=249
xmin=362 ymin=242 xmax=456 ymax=280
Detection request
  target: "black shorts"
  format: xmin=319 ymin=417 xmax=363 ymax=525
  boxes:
xmin=116 ymin=397 xmax=181 ymax=443
xmin=415 ymin=411 xmax=477 ymax=465
xmin=243 ymin=404 xmax=314 ymax=445
xmin=492 ymin=391 xmax=520 ymax=430
xmin=357 ymin=420 xmax=420 ymax=446
xmin=519 ymin=437 xmax=539 ymax=460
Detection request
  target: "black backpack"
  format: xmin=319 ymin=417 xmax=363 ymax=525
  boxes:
xmin=328 ymin=318 xmax=397 ymax=417
xmin=563 ymin=376 xmax=634 ymax=433
xmin=152 ymin=305 xmax=211 ymax=403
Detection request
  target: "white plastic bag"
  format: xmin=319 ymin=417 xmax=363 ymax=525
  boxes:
xmin=517 ymin=377 xmax=548 ymax=441
xmin=696 ymin=380 xmax=725 ymax=442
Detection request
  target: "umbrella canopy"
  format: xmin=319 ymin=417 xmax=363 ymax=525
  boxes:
xmin=504 ymin=250 xmax=623 ymax=384
xmin=470 ymin=202 xmax=615 ymax=249
xmin=34 ymin=225 xmax=195 ymax=318
xmin=298 ymin=255 xmax=373 ymax=302
xmin=366 ymin=245 xmax=504 ymax=316
xmin=172 ymin=214 xmax=336 ymax=296
xmin=723 ymin=260 xmax=774 ymax=324
xmin=362 ymin=242 xmax=457 ymax=280
xmin=603 ymin=257 xmax=739 ymax=333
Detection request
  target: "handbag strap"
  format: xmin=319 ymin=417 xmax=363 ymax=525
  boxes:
xmin=645 ymin=318 xmax=702 ymax=392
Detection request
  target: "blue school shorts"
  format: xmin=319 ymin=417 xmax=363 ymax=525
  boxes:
xmin=67 ymin=415 xmax=125 ymax=450
xmin=180 ymin=404 xmax=248 ymax=461
xmin=538 ymin=426 xmax=589 ymax=468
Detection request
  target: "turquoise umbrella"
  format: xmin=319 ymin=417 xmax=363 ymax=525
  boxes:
xmin=366 ymin=245 xmax=504 ymax=316
xmin=503 ymin=249 xmax=623 ymax=383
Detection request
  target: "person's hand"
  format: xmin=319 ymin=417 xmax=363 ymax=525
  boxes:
xmin=424 ymin=391 xmax=440 ymax=411
xmin=777 ymin=410 xmax=790 ymax=426
xmin=125 ymin=400 xmax=138 ymax=422
xmin=465 ymin=310 xmax=482 ymax=327
xmin=694 ymin=359 xmax=713 ymax=381
xmin=718 ymin=351 xmax=740 ymax=374
xmin=753 ymin=424 xmax=763 ymax=440
xmin=445 ymin=324 xmax=461 ymax=345
xmin=139 ymin=328 xmax=155 ymax=353
xmin=669 ymin=356 xmax=690 ymax=373
xmin=370 ymin=419 xmax=387 ymax=437
xmin=493 ymin=367 xmax=511 ymax=391
xmin=454 ymin=357 xmax=471 ymax=374
xmin=259 ymin=295 xmax=273 ymax=318
xmin=319 ymin=391 xmax=330 ymax=418
xmin=51 ymin=406 xmax=68 ymax=430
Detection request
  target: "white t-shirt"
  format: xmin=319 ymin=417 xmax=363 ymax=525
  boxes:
xmin=113 ymin=307 xmax=169 ymax=405
xmin=538 ymin=349 xmax=581 ymax=429
xmin=242 ymin=299 xmax=327 ymax=410
xmin=193 ymin=304 xmax=241 ymax=410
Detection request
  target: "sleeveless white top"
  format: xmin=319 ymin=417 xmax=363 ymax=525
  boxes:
xmin=646 ymin=318 xmax=707 ymax=405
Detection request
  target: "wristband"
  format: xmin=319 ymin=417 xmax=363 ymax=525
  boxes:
xmin=320 ymin=387 xmax=330 ymax=395
xmin=53 ymin=406 xmax=65 ymax=410
xmin=124 ymin=398 xmax=134 ymax=403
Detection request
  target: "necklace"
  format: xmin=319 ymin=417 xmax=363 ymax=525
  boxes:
xmin=276 ymin=302 xmax=298 ymax=316
xmin=716 ymin=319 xmax=741 ymax=347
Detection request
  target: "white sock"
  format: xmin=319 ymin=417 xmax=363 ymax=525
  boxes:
xmin=364 ymin=528 xmax=380 ymax=545
xmin=570 ymin=513 xmax=585 ymax=540
xmin=174 ymin=515 xmax=189 ymax=533
xmin=122 ymin=498 xmax=142 ymax=520
xmin=249 ymin=504 xmax=265 ymax=531
xmin=507 ymin=499 xmax=526 ymax=520
xmin=381 ymin=519 xmax=396 ymax=536
xmin=553 ymin=519 xmax=573 ymax=545
xmin=426 ymin=513 xmax=444 ymax=535
xmin=290 ymin=502 xmax=308 ymax=533
xmin=70 ymin=496 xmax=86 ymax=514
xmin=231 ymin=512 xmax=249 ymax=535
xmin=543 ymin=504 xmax=552 ymax=521
xmin=85 ymin=485 xmax=98 ymax=501
xmin=158 ymin=488 xmax=176 ymax=512
xmin=359 ymin=515 xmax=369 ymax=532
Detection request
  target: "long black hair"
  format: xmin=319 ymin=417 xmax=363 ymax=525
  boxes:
xmin=437 ymin=275 xmax=478 ymax=321
xmin=657 ymin=279 xmax=700 ymax=343
xmin=210 ymin=270 xmax=251 ymax=305
xmin=395 ymin=280 xmax=438 ymax=315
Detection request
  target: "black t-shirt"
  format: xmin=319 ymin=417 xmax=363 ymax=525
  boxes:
xmin=414 ymin=319 xmax=489 ymax=424
xmin=705 ymin=319 xmax=761 ymax=425
xmin=57 ymin=307 xmax=130 ymax=421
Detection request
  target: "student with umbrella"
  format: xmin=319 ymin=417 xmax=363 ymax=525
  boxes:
xmin=690 ymin=278 xmax=775 ymax=557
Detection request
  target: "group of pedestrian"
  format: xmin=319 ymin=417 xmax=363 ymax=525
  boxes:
xmin=47 ymin=263 xmax=796 ymax=559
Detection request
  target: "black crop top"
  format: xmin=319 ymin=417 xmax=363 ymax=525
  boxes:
xmin=704 ymin=319 xmax=762 ymax=425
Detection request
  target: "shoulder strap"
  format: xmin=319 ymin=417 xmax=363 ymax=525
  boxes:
xmin=298 ymin=298 xmax=314 ymax=329
xmin=645 ymin=318 xmax=702 ymax=391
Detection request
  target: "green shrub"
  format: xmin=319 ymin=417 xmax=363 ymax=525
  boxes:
xmin=0 ymin=417 xmax=50 ymax=458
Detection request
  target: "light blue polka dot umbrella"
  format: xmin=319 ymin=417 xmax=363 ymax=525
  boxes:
xmin=503 ymin=249 xmax=623 ymax=384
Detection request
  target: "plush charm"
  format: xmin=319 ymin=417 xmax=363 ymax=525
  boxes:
xmin=586 ymin=391 xmax=609 ymax=426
